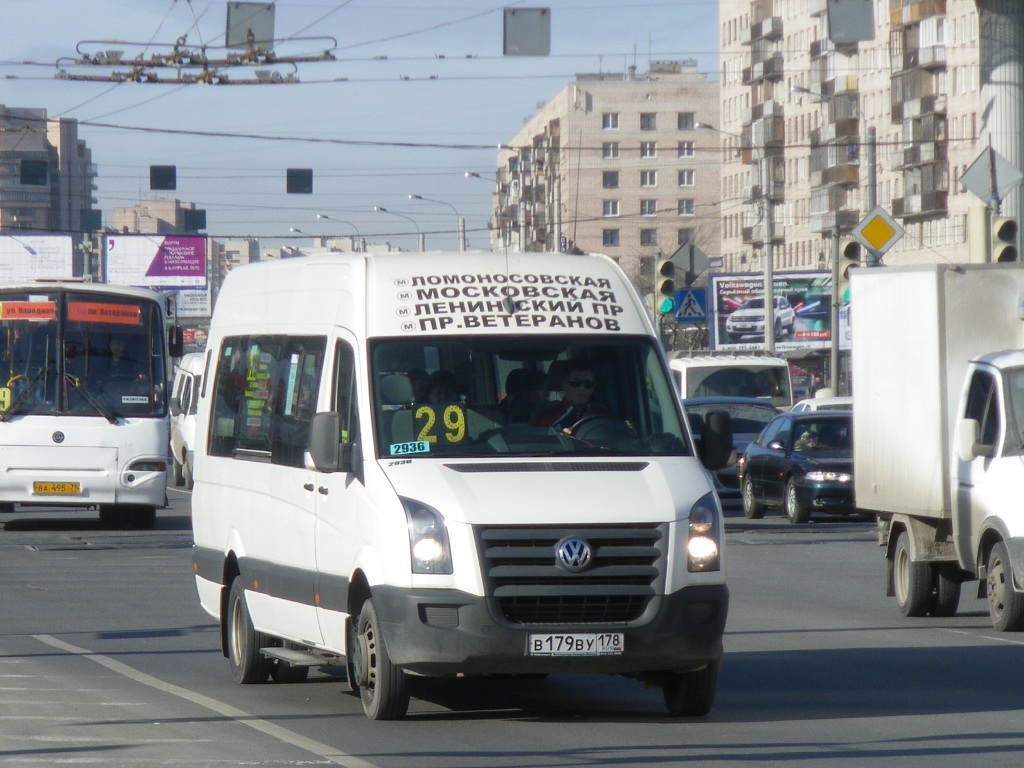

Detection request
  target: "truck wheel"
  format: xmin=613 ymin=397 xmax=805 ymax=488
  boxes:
xmin=353 ymin=599 xmax=409 ymax=720
xmin=784 ymin=479 xmax=810 ymax=524
xmin=742 ymin=475 xmax=764 ymax=520
xmin=662 ymin=658 xmax=721 ymax=717
xmin=893 ymin=531 xmax=931 ymax=617
xmin=227 ymin=577 xmax=272 ymax=684
xmin=986 ymin=542 xmax=1024 ymax=631
xmin=930 ymin=563 xmax=961 ymax=618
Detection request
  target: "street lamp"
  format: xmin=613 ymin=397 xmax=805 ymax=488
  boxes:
xmin=697 ymin=121 xmax=777 ymax=353
xmin=408 ymin=194 xmax=465 ymax=251
xmin=374 ymin=206 xmax=423 ymax=251
xmin=316 ymin=213 xmax=363 ymax=252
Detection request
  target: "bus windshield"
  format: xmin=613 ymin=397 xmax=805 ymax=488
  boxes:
xmin=370 ymin=335 xmax=692 ymax=459
xmin=0 ymin=288 xmax=167 ymax=419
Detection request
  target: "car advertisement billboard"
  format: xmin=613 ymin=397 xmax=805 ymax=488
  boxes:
xmin=103 ymin=235 xmax=207 ymax=288
xmin=0 ymin=235 xmax=74 ymax=282
xmin=711 ymin=271 xmax=835 ymax=352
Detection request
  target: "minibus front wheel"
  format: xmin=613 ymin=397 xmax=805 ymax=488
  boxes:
xmin=227 ymin=576 xmax=272 ymax=684
xmin=352 ymin=598 xmax=410 ymax=720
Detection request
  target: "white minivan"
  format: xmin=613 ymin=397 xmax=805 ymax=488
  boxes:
xmin=190 ymin=250 xmax=732 ymax=720
xmin=169 ymin=352 xmax=205 ymax=489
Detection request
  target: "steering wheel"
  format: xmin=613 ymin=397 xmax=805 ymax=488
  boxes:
xmin=568 ymin=414 xmax=638 ymax=443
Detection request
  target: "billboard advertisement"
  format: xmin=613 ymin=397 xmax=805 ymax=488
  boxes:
xmin=0 ymin=235 xmax=74 ymax=283
xmin=710 ymin=271 xmax=835 ymax=352
xmin=103 ymin=235 xmax=207 ymax=289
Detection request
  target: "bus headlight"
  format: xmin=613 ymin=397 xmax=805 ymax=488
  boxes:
xmin=687 ymin=492 xmax=721 ymax=572
xmin=402 ymin=498 xmax=453 ymax=574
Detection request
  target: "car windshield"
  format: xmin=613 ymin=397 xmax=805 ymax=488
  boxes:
xmin=0 ymin=289 xmax=167 ymax=419
xmin=687 ymin=364 xmax=791 ymax=407
xmin=370 ymin=335 xmax=691 ymax=459
xmin=686 ymin=401 xmax=778 ymax=436
xmin=792 ymin=416 xmax=852 ymax=453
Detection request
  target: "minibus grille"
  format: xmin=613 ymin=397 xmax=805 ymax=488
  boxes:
xmin=476 ymin=524 xmax=667 ymax=625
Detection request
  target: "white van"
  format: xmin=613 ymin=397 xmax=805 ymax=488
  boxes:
xmin=190 ymin=250 xmax=732 ymax=720
xmin=169 ymin=352 xmax=205 ymax=489
xmin=670 ymin=353 xmax=794 ymax=410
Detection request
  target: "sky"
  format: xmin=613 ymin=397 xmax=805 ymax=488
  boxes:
xmin=0 ymin=0 xmax=721 ymax=252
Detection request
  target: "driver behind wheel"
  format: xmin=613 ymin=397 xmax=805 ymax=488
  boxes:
xmin=533 ymin=359 xmax=609 ymax=432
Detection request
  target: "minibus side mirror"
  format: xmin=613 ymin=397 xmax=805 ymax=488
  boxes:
xmin=168 ymin=326 xmax=184 ymax=358
xmin=309 ymin=412 xmax=342 ymax=472
xmin=700 ymin=409 xmax=734 ymax=471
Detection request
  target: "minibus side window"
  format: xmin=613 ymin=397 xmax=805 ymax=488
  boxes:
xmin=332 ymin=341 xmax=358 ymax=445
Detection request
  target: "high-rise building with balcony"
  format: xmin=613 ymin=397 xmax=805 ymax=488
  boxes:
xmin=0 ymin=106 xmax=98 ymax=234
xmin=494 ymin=61 xmax=721 ymax=295
xmin=718 ymin=0 xmax=1023 ymax=273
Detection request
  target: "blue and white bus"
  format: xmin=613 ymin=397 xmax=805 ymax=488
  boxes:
xmin=0 ymin=281 xmax=182 ymax=527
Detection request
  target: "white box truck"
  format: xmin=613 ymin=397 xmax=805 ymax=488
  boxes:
xmin=852 ymin=263 xmax=1024 ymax=630
xmin=670 ymin=352 xmax=794 ymax=410
xmin=190 ymin=250 xmax=734 ymax=719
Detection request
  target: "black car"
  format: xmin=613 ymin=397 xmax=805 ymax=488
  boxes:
xmin=739 ymin=411 xmax=854 ymax=523
xmin=683 ymin=396 xmax=781 ymax=503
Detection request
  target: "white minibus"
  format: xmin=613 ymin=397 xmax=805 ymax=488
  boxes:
xmin=0 ymin=281 xmax=180 ymax=527
xmin=191 ymin=251 xmax=732 ymax=719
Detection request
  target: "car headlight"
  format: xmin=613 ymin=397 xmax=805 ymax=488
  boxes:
xmin=804 ymin=470 xmax=852 ymax=483
xmin=687 ymin=492 xmax=721 ymax=572
xmin=402 ymin=498 xmax=453 ymax=574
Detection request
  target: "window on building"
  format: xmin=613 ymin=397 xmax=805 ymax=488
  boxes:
xmin=678 ymin=141 xmax=695 ymax=158
xmin=678 ymin=228 xmax=695 ymax=245
xmin=640 ymin=142 xmax=657 ymax=158
xmin=640 ymin=112 xmax=657 ymax=131
xmin=602 ymin=229 xmax=620 ymax=247
xmin=603 ymin=200 xmax=620 ymax=217
xmin=641 ymin=170 xmax=658 ymax=187
xmin=640 ymin=228 xmax=658 ymax=246
xmin=602 ymin=112 xmax=619 ymax=130
xmin=678 ymin=199 xmax=695 ymax=216
xmin=602 ymin=170 xmax=620 ymax=189
xmin=602 ymin=142 xmax=620 ymax=159
xmin=678 ymin=169 xmax=695 ymax=187
xmin=677 ymin=112 xmax=695 ymax=130
xmin=640 ymin=199 xmax=658 ymax=217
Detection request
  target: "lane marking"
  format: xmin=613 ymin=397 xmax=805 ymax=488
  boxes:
xmin=33 ymin=634 xmax=379 ymax=768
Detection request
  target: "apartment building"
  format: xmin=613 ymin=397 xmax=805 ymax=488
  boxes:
xmin=717 ymin=0 xmax=1023 ymax=274
xmin=0 ymin=106 xmax=97 ymax=233
xmin=112 ymin=198 xmax=205 ymax=235
xmin=494 ymin=61 xmax=721 ymax=294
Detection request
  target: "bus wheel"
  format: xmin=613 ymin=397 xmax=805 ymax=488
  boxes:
xmin=172 ymin=455 xmax=184 ymax=486
xmin=353 ymin=599 xmax=409 ymax=720
xmin=227 ymin=576 xmax=272 ymax=684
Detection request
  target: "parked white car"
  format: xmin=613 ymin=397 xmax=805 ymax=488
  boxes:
xmin=169 ymin=352 xmax=205 ymax=489
xmin=724 ymin=296 xmax=796 ymax=343
xmin=791 ymin=395 xmax=853 ymax=412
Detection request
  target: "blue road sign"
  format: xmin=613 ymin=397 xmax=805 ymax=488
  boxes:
xmin=673 ymin=288 xmax=707 ymax=323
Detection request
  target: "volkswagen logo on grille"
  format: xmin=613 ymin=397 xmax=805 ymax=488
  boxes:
xmin=52 ymin=431 xmax=65 ymax=444
xmin=555 ymin=537 xmax=592 ymax=572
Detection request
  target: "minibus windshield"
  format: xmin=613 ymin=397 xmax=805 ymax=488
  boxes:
xmin=371 ymin=335 xmax=692 ymax=459
xmin=0 ymin=289 xmax=166 ymax=419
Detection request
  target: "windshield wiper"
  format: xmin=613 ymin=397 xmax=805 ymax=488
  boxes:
xmin=63 ymin=374 xmax=120 ymax=423
xmin=0 ymin=368 xmax=50 ymax=422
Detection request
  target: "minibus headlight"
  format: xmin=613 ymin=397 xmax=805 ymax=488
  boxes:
xmin=687 ymin=492 xmax=721 ymax=572
xmin=402 ymin=498 xmax=453 ymax=575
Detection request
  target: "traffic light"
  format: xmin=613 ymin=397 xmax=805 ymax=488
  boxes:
xmin=656 ymin=256 xmax=676 ymax=314
xmin=837 ymin=237 xmax=861 ymax=304
xmin=991 ymin=216 xmax=1018 ymax=262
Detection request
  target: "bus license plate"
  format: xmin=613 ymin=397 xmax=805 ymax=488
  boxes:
xmin=528 ymin=632 xmax=624 ymax=657
xmin=33 ymin=482 xmax=81 ymax=495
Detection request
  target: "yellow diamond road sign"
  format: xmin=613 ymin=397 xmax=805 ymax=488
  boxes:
xmin=852 ymin=206 xmax=904 ymax=255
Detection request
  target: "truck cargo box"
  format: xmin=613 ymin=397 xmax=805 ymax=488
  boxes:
xmin=851 ymin=263 xmax=1024 ymax=519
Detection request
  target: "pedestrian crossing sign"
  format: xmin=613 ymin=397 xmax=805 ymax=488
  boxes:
xmin=673 ymin=289 xmax=707 ymax=323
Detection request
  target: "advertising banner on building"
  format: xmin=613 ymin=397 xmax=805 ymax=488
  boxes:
xmin=710 ymin=271 xmax=834 ymax=352
xmin=175 ymin=286 xmax=212 ymax=319
xmin=0 ymin=235 xmax=74 ymax=282
xmin=103 ymin=235 xmax=207 ymax=288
